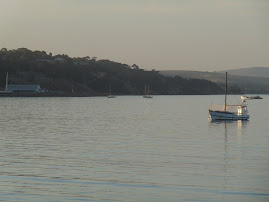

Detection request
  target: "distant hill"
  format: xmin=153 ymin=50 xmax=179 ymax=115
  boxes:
xmin=160 ymin=69 xmax=269 ymax=94
xmin=161 ymin=70 xmax=225 ymax=83
xmin=0 ymin=48 xmax=223 ymax=95
xmin=219 ymin=67 xmax=269 ymax=78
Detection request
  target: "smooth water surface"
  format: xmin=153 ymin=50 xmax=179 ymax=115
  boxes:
xmin=0 ymin=95 xmax=269 ymax=201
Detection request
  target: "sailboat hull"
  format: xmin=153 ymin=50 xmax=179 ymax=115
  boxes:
xmin=209 ymin=110 xmax=249 ymax=120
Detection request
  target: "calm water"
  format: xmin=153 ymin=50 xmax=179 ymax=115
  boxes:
xmin=0 ymin=95 xmax=269 ymax=201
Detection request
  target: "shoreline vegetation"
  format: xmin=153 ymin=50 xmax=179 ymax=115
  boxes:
xmin=0 ymin=48 xmax=225 ymax=96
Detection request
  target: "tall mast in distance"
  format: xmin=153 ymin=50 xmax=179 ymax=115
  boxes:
xmin=5 ymin=72 xmax=8 ymax=92
xmin=145 ymin=85 xmax=147 ymax=96
xmin=225 ymin=72 xmax=227 ymax=112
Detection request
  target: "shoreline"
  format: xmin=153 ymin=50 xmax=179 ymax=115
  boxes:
xmin=0 ymin=93 xmax=263 ymax=97
xmin=0 ymin=93 xmax=100 ymax=97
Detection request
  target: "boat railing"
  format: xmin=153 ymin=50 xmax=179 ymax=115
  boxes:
xmin=209 ymin=104 xmax=239 ymax=113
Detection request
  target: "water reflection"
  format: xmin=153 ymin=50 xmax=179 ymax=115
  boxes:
xmin=209 ymin=119 xmax=249 ymax=139
xmin=208 ymin=119 xmax=249 ymax=129
xmin=208 ymin=120 xmax=249 ymax=192
xmin=224 ymin=121 xmax=228 ymax=189
xmin=0 ymin=97 xmax=267 ymax=201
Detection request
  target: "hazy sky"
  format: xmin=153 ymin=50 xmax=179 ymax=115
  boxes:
xmin=1 ymin=0 xmax=269 ymax=71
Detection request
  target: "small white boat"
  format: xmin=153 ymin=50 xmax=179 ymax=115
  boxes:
xmin=209 ymin=72 xmax=249 ymax=120
xmin=107 ymin=84 xmax=116 ymax=98
xmin=241 ymin=95 xmax=263 ymax=100
xmin=143 ymin=85 xmax=152 ymax=98
xmin=107 ymin=95 xmax=116 ymax=98
xmin=240 ymin=82 xmax=263 ymax=100
xmin=250 ymin=95 xmax=263 ymax=99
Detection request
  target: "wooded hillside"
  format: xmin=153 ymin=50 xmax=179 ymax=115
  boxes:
xmin=0 ymin=48 xmax=223 ymax=96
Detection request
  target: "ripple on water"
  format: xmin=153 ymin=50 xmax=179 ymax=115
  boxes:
xmin=0 ymin=96 xmax=269 ymax=201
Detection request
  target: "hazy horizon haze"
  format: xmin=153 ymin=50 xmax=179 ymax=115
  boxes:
xmin=1 ymin=0 xmax=269 ymax=71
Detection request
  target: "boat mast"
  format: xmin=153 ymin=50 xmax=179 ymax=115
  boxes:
xmin=147 ymin=85 xmax=149 ymax=96
xmin=225 ymin=72 xmax=227 ymax=112
xmin=109 ymin=83 xmax=112 ymax=95
xmin=145 ymin=85 xmax=147 ymax=96
xmin=5 ymin=72 xmax=8 ymax=92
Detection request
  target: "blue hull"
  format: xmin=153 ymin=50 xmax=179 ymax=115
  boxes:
xmin=209 ymin=110 xmax=249 ymax=120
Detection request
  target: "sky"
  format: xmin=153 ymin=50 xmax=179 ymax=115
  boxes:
xmin=0 ymin=0 xmax=269 ymax=71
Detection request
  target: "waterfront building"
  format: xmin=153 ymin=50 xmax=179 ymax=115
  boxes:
xmin=7 ymin=85 xmax=45 ymax=93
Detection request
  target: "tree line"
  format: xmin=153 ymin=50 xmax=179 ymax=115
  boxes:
xmin=0 ymin=48 xmax=223 ymax=95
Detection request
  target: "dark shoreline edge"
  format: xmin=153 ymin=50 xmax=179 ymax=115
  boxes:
xmin=0 ymin=93 xmax=249 ymax=97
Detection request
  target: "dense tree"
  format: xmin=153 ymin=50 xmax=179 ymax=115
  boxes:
xmin=0 ymin=48 xmax=224 ymax=95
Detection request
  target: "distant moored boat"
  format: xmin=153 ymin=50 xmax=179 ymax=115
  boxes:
xmin=107 ymin=84 xmax=116 ymax=98
xmin=143 ymin=85 xmax=152 ymax=98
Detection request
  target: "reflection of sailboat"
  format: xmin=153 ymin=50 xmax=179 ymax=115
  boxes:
xmin=143 ymin=85 xmax=152 ymax=98
xmin=208 ymin=120 xmax=244 ymax=193
xmin=209 ymin=72 xmax=249 ymax=120
xmin=209 ymin=119 xmax=248 ymax=130
xmin=107 ymin=84 xmax=116 ymax=98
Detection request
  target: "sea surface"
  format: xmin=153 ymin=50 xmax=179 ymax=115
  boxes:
xmin=0 ymin=95 xmax=269 ymax=201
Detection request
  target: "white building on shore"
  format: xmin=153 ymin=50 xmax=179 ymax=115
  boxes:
xmin=6 ymin=85 xmax=45 ymax=93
